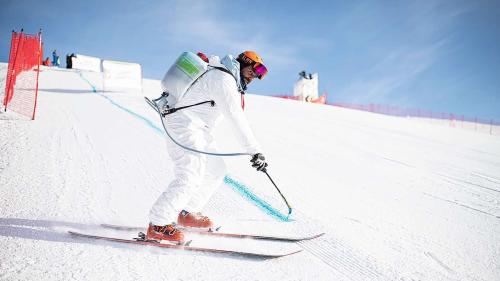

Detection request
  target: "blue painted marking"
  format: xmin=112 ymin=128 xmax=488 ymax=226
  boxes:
xmin=224 ymin=176 xmax=290 ymax=222
xmin=97 ymin=93 xmax=164 ymax=136
xmin=77 ymin=72 xmax=288 ymax=221
xmin=77 ymin=72 xmax=97 ymax=93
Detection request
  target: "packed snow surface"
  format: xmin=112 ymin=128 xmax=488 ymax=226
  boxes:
xmin=1 ymin=63 xmax=499 ymax=280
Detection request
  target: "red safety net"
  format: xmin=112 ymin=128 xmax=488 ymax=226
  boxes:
xmin=3 ymin=30 xmax=42 ymax=120
xmin=274 ymin=95 xmax=500 ymax=134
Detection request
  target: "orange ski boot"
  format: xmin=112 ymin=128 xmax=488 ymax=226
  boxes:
xmin=177 ymin=210 xmax=214 ymax=229
xmin=146 ymin=223 xmax=184 ymax=244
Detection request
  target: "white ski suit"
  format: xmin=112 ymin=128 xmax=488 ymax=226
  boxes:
xmin=149 ymin=55 xmax=261 ymax=225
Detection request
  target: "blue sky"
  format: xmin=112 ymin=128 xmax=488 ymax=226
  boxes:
xmin=1 ymin=0 xmax=500 ymax=120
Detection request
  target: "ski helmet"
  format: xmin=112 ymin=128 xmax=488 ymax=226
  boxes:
xmin=237 ymin=51 xmax=268 ymax=79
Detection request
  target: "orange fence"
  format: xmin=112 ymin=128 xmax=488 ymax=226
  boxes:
xmin=3 ymin=29 xmax=42 ymax=120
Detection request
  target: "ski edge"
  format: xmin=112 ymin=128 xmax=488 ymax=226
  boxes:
xmin=68 ymin=231 xmax=301 ymax=259
xmin=100 ymin=223 xmax=325 ymax=242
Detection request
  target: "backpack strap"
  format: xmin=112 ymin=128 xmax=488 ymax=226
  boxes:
xmin=209 ymin=65 xmax=245 ymax=92
xmin=211 ymin=65 xmax=233 ymax=77
xmin=211 ymin=66 xmax=246 ymax=109
xmin=163 ymin=66 xmax=244 ymax=116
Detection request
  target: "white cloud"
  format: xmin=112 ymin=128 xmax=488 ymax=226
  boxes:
xmin=150 ymin=0 xmax=310 ymax=69
xmin=338 ymin=38 xmax=449 ymax=104
xmin=335 ymin=0 xmax=471 ymax=105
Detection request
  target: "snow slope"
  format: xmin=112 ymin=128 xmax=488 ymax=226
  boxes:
xmin=1 ymin=63 xmax=499 ymax=281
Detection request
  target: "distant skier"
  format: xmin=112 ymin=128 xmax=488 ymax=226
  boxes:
xmin=147 ymin=51 xmax=269 ymax=243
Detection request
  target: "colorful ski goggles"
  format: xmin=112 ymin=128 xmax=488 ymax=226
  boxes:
xmin=238 ymin=51 xmax=268 ymax=79
xmin=253 ymin=63 xmax=268 ymax=79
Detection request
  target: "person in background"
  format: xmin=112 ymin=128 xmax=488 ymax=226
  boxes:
xmin=42 ymin=57 xmax=51 ymax=66
xmin=66 ymin=54 xmax=71 ymax=69
xmin=52 ymin=50 xmax=60 ymax=67
xmin=66 ymin=53 xmax=76 ymax=69
xmin=299 ymin=70 xmax=307 ymax=79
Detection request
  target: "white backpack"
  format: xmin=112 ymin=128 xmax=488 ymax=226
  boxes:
xmin=157 ymin=52 xmax=208 ymax=111
xmin=152 ymin=52 xmax=238 ymax=116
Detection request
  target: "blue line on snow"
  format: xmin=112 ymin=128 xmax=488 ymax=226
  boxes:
xmin=224 ymin=176 xmax=290 ymax=221
xmin=97 ymin=93 xmax=164 ymax=136
xmin=76 ymin=72 xmax=289 ymax=221
xmin=77 ymin=71 xmax=97 ymax=93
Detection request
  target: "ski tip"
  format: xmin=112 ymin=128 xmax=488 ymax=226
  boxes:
xmin=238 ymin=249 xmax=303 ymax=259
xmin=303 ymin=232 xmax=325 ymax=240
xmin=270 ymin=249 xmax=302 ymax=258
xmin=286 ymin=249 xmax=303 ymax=256
xmin=284 ymin=232 xmax=325 ymax=241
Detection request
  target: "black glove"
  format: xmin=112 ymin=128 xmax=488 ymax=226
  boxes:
xmin=251 ymin=153 xmax=268 ymax=172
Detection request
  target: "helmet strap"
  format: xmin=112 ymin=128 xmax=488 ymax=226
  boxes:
xmin=239 ymin=72 xmax=248 ymax=91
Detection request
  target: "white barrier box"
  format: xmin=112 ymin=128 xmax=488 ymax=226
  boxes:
xmin=72 ymin=54 xmax=101 ymax=72
xmin=293 ymin=73 xmax=318 ymax=101
xmin=102 ymin=60 xmax=142 ymax=93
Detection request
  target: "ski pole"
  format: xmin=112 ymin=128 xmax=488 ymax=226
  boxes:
xmin=263 ymin=169 xmax=293 ymax=216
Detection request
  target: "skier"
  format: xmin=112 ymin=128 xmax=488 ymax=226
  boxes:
xmin=147 ymin=51 xmax=269 ymax=243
